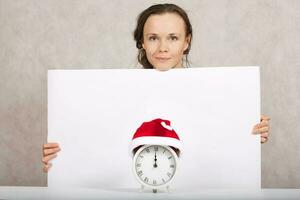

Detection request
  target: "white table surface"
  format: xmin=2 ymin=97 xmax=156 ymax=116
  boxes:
xmin=1 ymin=187 xmax=300 ymax=200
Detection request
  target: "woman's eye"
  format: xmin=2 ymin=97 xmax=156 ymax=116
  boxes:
xmin=149 ymin=36 xmax=157 ymax=41
xmin=170 ymin=36 xmax=178 ymax=41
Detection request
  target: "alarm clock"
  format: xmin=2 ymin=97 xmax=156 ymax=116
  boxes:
xmin=130 ymin=118 xmax=182 ymax=193
xmin=132 ymin=145 xmax=179 ymax=193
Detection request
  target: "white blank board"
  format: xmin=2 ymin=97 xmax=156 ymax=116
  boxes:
xmin=48 ymin=67 xmax=261 ymax=190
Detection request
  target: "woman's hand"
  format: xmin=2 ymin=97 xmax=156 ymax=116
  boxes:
xmin=42 ymin=143 xmax=60 ymax=172
xmin=252 ymin=115 xmax=271 ymax=143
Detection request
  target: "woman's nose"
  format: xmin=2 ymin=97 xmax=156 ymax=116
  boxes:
xmin=158 ymin=40 xmax=168 ymax=52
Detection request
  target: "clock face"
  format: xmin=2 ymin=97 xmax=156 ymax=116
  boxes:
xmin=133 ymin=145 xmax=177 ymax=187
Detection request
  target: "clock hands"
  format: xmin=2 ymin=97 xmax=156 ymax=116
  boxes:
xmin=153 ymin=151 xmax=158 ymax=168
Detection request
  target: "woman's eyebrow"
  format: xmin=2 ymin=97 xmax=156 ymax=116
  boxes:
xmin=145 ymin=33 xmax=158 ymax=36
xmin=169 ymin=33 xmax=181 ymax=36
xmin=145 ymin=33 xmax=181 ymax=36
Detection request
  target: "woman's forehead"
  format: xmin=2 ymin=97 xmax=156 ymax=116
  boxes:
xmin=143 ymin=13 xmax=186 ymax=35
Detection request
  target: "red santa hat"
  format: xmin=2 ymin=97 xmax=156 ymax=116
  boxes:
xmin=131 ymin=118 xmax=182 ymax=153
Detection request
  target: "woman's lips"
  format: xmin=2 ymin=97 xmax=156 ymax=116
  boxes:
xmin=155 ymin=57 xmax=171 ymax=62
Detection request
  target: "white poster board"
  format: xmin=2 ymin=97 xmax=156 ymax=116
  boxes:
xmin=48 ymin=67 xmax=261 ymax=190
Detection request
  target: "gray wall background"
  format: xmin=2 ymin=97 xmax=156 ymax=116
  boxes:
xmin=0 ymin=0 xmax=299 ymax=188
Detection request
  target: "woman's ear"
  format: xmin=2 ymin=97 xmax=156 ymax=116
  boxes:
xmin=184 ymin=34 xmax=191 ymax=51
xmin=142 ymin=42 xmax=145 ymax=50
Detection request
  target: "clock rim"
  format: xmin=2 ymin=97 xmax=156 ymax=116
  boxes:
xmin=132 ymin=144 xmax=179 ymax=189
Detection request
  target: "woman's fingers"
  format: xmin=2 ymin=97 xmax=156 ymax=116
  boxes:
xmin=260 ymin=132 xmax=269 ymax=138
xmin=43 ymin=143 xmax=59 ymax=149
xmin=42 ymin=153 xmax=57 ymax=164
xmin=252 ymin=116 xmax=271 ymax=143
xmin=253 ymin=121 xmax=269 ymax=129
xmin=253 ymin=126 xmax=269 ymax=134
xmin=43 ymin=143 xmax=60 ymax=156
xmin=43 ymin=163 xmax=52 ymax=173
xmin=43 ymin=147 xmax=61 ymax=156
xmin=261 ymin=115 xmax=271 ymax=121
xmin=42 ymin=143 xmax=60 ymax=173
xmin=261 ymin=136 xmax=268 ymax=143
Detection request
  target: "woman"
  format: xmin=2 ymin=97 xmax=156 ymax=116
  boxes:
xmin=42 ymin=4 xmax=270 ymax=172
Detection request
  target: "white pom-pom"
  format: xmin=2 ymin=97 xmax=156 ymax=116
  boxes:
xmin=161 ymin=121 xmax=173 ymax=131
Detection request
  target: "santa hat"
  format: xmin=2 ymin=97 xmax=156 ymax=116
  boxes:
xmin=131 ymin=118 xmax=182 ymax=153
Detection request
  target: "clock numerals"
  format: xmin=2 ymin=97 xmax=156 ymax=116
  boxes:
xmin=167 ymin=172 xmax=172 ymax=177
xmin=153 ymin=180 xmax=157 ymax=185
xmin=137 ymin=170 xmax=143 ymax=177
xmin=144 ymin=177 xmax=149 ymax=183
xmin=134 ymin=145 xmax=177 ymax=187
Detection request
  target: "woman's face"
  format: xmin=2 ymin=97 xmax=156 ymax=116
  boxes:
xmin=142 ymin=13 xmax=190 ymax=71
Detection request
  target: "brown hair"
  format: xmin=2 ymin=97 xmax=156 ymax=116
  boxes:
xmin=133 ymin=3 xmax=193 ymax=69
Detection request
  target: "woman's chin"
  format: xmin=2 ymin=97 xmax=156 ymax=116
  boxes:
xmin=153 ymin=64 xmax=174 ymax=71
